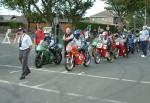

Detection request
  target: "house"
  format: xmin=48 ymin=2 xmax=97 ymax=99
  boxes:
xmin=88 ymin=10 xmax=120 ymax=25
xmin=0 ymin=15 xmax=27 ymax=24
xmin=0 ymin=15 xmax=27 ymax=34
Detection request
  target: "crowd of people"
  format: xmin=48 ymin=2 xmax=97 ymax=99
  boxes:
xmin=13 ymin=25 xmax=150 ymax=80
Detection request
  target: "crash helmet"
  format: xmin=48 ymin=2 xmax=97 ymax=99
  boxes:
xmin=44 ymin=30 xmax=51 ymax=37
xmin=74 ymin=29 xmax=81 ymax=39
xmin=102 ymin=31 xmax=108 ymax=39
xmin=114 ymin=33 xmax=119 ymax=38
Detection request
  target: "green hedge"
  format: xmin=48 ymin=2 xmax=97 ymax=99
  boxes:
xmin=0 ymin=22 xmax=24 ymax=29
xmin=75 ymin=22 xmax=117 ymax=33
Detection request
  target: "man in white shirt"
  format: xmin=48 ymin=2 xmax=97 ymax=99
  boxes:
xmin=14 ymin=28 xmax=32 ymax=80
xmin=140 ymin=26 xmax=149 ymax=57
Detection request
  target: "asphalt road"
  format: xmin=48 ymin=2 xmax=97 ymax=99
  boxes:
xmin=0 ymin=43 xmax=150 ymax=103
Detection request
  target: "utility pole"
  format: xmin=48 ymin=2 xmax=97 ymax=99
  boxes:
xmin=144 ymin=0 xmax=147 ymax=25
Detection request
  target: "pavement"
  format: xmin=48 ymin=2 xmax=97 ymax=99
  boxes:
xmin=0 ymin=43 xmax=150 ymax=103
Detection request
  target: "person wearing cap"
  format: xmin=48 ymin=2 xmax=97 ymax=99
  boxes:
xmin=140 ymin=26 xmax=149 ymax=57
xmin=14 ymin=28 xmax=32 ymax=80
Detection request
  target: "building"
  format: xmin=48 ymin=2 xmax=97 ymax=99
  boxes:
xmin=88 ymin=10 xmax=120 ymax=25
xmin=0 ymin=15 xmax=27 ymax=24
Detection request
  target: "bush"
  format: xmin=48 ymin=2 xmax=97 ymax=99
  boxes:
xmin=75 ymin=22 xmax=117 ymax=33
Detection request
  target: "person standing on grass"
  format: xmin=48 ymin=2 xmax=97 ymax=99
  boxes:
xmin=14 ymin=28 xmax=32 ymax=80
xmin=140 ymin=26 xmax=149 ymax=58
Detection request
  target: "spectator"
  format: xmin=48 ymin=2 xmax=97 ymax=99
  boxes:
xmin=63 ymin=27 xmax=74 ymax=57
xmin=93 ymin=29 xmax=97 ymax=38
xmin=34 ymin=26 xmax=45 ymax=46
xmin=14 ymin=28 xmax=32 ymax=80
xmin=140 ymin=26 xmax=149 ymax=57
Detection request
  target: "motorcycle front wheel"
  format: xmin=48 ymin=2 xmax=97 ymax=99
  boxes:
xmin=65 ymin=56 xmax=75 ymax=71
xmin=94 ymin=50 xmax=101 ymax=64
xmin=35 ymin=53 xmax=43 ymax=68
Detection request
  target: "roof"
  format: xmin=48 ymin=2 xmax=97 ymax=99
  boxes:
xmin=90 ymin=10 xmax=114 ymax=18
xmin=0 ymin=15 xmax=27 ymax=24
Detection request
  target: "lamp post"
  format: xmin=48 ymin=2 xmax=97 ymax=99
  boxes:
xmin=133 ymin=15 xmax=136 ymax=33
xmin=144 ymin=0 xmax=147 ymax=25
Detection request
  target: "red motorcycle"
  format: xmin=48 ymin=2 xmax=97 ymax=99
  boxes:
xmin=64 ymin=42 xmax=91 ymax=71
xmin=93 ymin=34 xmax=117 ymax=64
xmin=115 ymin=39 xmax=128 ymax=58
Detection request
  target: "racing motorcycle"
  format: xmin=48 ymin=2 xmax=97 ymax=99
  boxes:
xmin=114 ymin=37 xmax=128 ymax=58
xmin=35 ymin=39 xmax=62 ymax=68
xmin=92 ymin=37 xmax=116 ymax=64
xmin=64 ymin=41 xmax=91 ymax=71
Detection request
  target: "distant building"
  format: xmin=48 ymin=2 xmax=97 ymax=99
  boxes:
xmin=86 ymin=10 xmax=120 ymax=25
xmin=0 ymin=15 xmax=27 ymax=24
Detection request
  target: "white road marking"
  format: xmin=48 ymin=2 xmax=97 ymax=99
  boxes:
xmin=0 ymin=64 xmax=150 ymax=85
xmin=10 ymin=70 xmax=21 ymax=74
xmin=121 ymin=79 xmax=137 ymax=83
xmin=0 ymin=79 xmax=127 ymax=103
xmin=77 ymin=72 xmax=85 ymax=75
xmin=32 ymin=83 xmax=47 ymax=88
xmin=61 ymin=71 xmax=68 ymax=73
xmin=87 ymin=74 xmax=120 ymax=80
xmin=140 ymin=81 xmax=150 ymax=84
xmin=101 ymin=99 xmax=127 ymax=103
xmin=86 ymin=96 xmax=99 ymax=100
xmin=67 ymin=93 xmax=83 ymax=97
xmin=0 ymin=80 xmax=11 ymax=84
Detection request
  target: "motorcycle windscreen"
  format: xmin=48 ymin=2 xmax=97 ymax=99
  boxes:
xmin=36 ymin=40 xmax=45 ymax=51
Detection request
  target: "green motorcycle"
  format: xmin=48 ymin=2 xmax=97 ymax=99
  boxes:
xmin=35 ymin=40 xmax=62 ymax=68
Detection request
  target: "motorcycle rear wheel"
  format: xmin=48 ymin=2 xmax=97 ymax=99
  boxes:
xmin=54 ymin=52 xmax=62 ymax=64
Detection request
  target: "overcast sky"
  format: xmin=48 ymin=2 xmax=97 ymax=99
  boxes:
xmin=0 ymin=0 xmax=106 ymax=17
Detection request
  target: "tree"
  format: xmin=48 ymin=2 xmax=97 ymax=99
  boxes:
xmin=105 ymin=0 xmax=150 ymax=30
xmin=1 ymin=0 xmax=33 ymax=31
xmin=1 ymin=0 xmax=95 ymax=28
xmin=61 ymin=0 xmax=95 ymax=23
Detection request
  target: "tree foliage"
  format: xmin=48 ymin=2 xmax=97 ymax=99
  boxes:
xmin=1 ymin=0 xmax=95 ymax=26
xmin=105 ymin=0 xmax=150 ymax=28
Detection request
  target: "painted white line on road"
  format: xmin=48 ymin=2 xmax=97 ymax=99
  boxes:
xmin=121 ymin=79 xmax=136 ymax=83
xmin=61 ymin=71 xmax=68 ymax=73
xmin=140 ymin=81 xmax=150 ymax=84
xmin=86 ymin=96 xmax=99 ymax=100
xmin=10 ymin=70 xmax=21 ymax=74
xmin=0 ymin=79 xmax=127 ymax=103
xmin=0 ymin=64 xmax=150 ymax=85
xmin=32 ymin=83 xmax=48 ymax=88
xmin=101 ymin=99 xmax=127 ymax=103
xmin=67 ymin=93 xmax=83 ymax=97
xmin=77 ymin=72 xmax=85 ymax=75
xmin=18 ymin=80 xmax=60 ymax=94
xmin=0 ymin=80 xmax=11 ymax=84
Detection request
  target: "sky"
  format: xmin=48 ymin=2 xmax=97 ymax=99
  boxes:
xmin=0 ymin=0 xmax=106 ymax=17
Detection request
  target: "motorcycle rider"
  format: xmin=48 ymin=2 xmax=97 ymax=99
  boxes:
xmin=72 ymin=29 xmax=89 ymax=59
xmin=101 ymin=31 xmax=114 ymax=62
xmin=126 ymin=30 xmax=135 ymax=54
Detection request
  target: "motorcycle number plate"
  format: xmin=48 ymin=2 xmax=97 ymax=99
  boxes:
xmin=97 ymin=43 xmax=102 ymax=48
xmin=116 ymin=42 xmax=119 ymax=45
